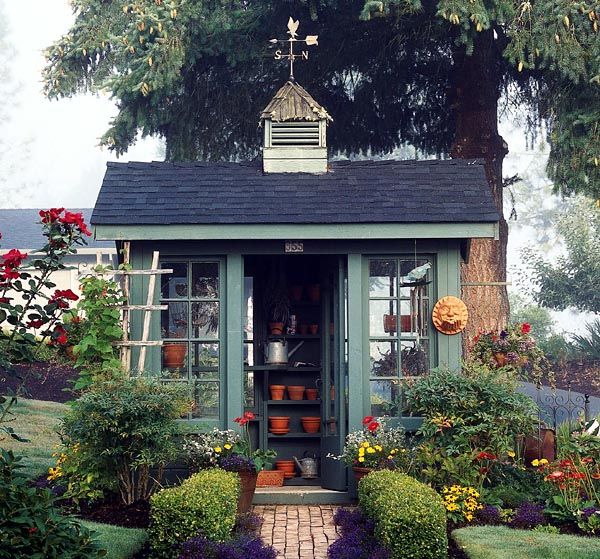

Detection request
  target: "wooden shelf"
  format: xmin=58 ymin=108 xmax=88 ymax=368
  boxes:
xmin=244 ymin=365 xmax=321 ymax=372
xmin=268 ymin=334 xmax=321 ymax=340
xmin=267 ymin=400 xmax=321 ymax=405
xmin=267 ymin=433 xmax=321 ymax=439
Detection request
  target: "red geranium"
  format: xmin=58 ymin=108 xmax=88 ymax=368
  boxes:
xmin=521 ymin=323 xmax=531 ymax=334
xmin=362 ymin=416 xmax=375 ymax=425
xmin=367 ymin=421 xmax=380 ymax=432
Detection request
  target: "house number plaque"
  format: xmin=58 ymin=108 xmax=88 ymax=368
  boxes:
xmin=285 ymin=241 xmax=304 ymax=253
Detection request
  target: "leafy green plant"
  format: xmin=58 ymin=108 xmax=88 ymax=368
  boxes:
xmin=72 ymin=268 xmax=126 ymax=390
xmin=571 ymin=320 xmax=600 ymax=360
xmin=60 ymin=378 xmax=192 ymax=505
xmin=149 ymin=468 xmax=239 ymax=559
xmin=358 ymin=470 xmax=447 ymax=559
xmin=0 ymin=449 xmax=105 ymax=558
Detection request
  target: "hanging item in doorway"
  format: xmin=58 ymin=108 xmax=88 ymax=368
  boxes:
xmin=432 ymin=296 xmax=469 ymax=335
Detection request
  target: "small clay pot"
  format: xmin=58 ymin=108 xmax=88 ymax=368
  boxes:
xmin=269 ymin=416 xmax=290 ymax=430
xmin=269 ymin=384 xmax=286 ymax=400
xmin=269 ymin=322 xmax=285 ymax=335
xmin=298 ymin=324 xmax=309 ymax=335
xmin=301 ymin=416 xmax=321 ymax=434
xmin=306 ymin=284 xmax=321 ymax=302
xmin=275 ymin=460 xmax=295 ymax=473
xmin=289 ymin=285 xmax=303 ymax=302
xmin=309 ymin=324 xmax=319 ymax=335
xmin=287 ymin=386 xmax=305 ymax=401
xmin=383 ymin=314 xmax=397 ymax=333
xmin=305 ymin=388 xmax=319 ymax=401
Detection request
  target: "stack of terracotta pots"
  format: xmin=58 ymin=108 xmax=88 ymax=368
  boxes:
xmin=275 ymin=459 xmax=296 ymax=479
xmin=301 ymin=416 xmax=321 ymax=433
xmin=268 ymin=416 xmax=290 ymax=435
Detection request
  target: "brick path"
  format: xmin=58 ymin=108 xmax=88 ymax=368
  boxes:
xmin=254 ymin=505 xmax=340 ymax=559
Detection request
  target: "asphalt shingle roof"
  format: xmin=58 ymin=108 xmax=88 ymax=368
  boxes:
xmin=91 ymin=159 xmax=499 ymax=226
xmin=0 ymin=209 xmax=113 ymax=249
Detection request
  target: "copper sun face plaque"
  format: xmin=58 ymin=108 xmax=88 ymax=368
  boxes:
xmin=432 ymin=296 xmax=469 ymax=335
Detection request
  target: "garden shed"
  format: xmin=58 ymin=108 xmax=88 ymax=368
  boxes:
xmin=91 ymin=79 xmax=499 ymax=494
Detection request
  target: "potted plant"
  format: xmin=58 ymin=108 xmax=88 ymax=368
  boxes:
xmin=264 ymin=266 xmax=290 ymax=335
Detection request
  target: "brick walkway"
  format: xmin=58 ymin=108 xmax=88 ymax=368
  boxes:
xmin=254 ymin=505 xmax=340 ymax=559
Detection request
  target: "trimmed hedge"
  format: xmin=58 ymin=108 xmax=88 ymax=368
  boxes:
xmin=149 ymin=469 xmax=239 ymax=558
xmin=358 ymin=470 xmax=447 ymax=559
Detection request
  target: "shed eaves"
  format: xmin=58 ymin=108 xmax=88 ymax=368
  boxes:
xmin=91 ymin=159 xmax=499 ymax=226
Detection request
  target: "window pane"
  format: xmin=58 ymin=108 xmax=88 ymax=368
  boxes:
xmin=192 ymin=302 xmax=219 ymax=338
xmin=192 ymin=262 xmax=219 ymax=298
xmin=369 ymin=259 xmax=397 ymax=297
xmin=399 ymin=300 xmax=413 ymax=333
xmin=191 ymin=342 xmax=219 ymax=379
xmin=399 ymin=259 xmax=430 ymax=294
xmin=244 ymin=371 xmax=255 ymax=408
xmin=401 ymin=340 xmax=429 ymax=377
xmin=193 ymin=382 xmax=219 ymax=419
xmin=370 ymin=379 xmax=401 ymax=416
xmin=161 ymin=342 xmax=188 ymax=374
xmin=161 ymin=302 xmax=188 ymax=338
xmin=369 ymin=299 xmax=398 ymax=337
xmin=369 ymin=341 xmax=398 ymax=377
xmin=161 ymin=262 xmax=188 ymax=299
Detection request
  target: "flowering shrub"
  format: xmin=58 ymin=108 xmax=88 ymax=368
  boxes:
xmin=178 ymin=534 xmax=277 ymax=559
xmin=470 ymin=322 xmax=551 ymax=383
xmin=577 ymin=506 xmax=600 ymax=534
xmin=442 ymin=485 xmax=483 ymax=523
xmin=510 ymin=501 xmax=547 ymax=528
xmin=230 ymin=412 xmax=276 ymax=471
xmin=182 ymin=428 xmax=240 ymax=471
xmin=333 ymin=416 xmax=409 ymax=470
xmin=477 ymin=505 xmax=502 ymax=524
xmin=327 ymin=508 xmax=390 ymax=559
xmin=219 ymin=454 xmax=257 ymax=473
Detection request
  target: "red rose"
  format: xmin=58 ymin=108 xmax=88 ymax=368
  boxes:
xmin=521 ymin=323 xmax=531 ymax=334
xmin=367 ymin=421 xmax=379 ymax=432
xmin=61 ymin=211 xmax=92 ymax=236
xmin=54 ymin=289 xmax=79 ymax=301
xmin=2 ymin=249 xmax=28 ymax=268
xmin=27 ymin=319 xmax=45 ymax=329
xmin=362 ymin=416 xmax=375 ymax=425
xmin=0 ymin=297 xmax=10 ymax=303
xmin=2 ymin=267 xmax=19 ymax=280
xmin=39 ymin=207 xmax=64 ymax=224
xmin=52 ymin=325 xmax=68 ymax=346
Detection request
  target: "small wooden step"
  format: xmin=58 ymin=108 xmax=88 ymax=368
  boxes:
xmin=253 ymin=486 xmax=353 ymax=505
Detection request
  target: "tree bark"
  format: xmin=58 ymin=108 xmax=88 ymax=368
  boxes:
xmin=450 ymin=31 xmax=509 ymax=349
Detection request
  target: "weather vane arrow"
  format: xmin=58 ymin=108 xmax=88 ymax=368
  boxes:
xmin=269 ymin=17 xmax=319 ymax=80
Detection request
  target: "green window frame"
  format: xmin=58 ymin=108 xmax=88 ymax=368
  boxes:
xmin=366 ymin=256 xmax=433 ymax=417
xmin=159 ymin=258 xmax=225 ymax=421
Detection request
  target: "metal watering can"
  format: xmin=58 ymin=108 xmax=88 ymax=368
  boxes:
xmin=293 ymin=453 xmax=318 ymax=479
xmin=264 ymin=339 xmax=304 ymax=364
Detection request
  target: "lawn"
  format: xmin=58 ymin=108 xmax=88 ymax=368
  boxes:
xmin=81 ymin=521 xmax=148 ymax=559
xmin=1 ymin=397 xmax=66 ymax=477
xmin=453 ymin=526 xmax=600 ymax=559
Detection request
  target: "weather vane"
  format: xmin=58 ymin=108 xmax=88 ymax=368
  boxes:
xmin=269 ymin=17 xmax=318 ymax=80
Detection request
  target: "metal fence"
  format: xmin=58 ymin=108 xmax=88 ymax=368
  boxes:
xmin=535 ymin=381 xmax=590 ymax=429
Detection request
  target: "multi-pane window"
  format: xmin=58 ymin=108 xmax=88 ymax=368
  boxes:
xmin=367 ymin=257 xmax=432 ymax=416
xmin=160 ymin=260 xmax=223 ymax=420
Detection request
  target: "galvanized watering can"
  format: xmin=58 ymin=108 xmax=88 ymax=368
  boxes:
xmin=264 ymin=339 xmax=304 ymax=364
xmin=293 ymin=453 xmax=318 ymax=479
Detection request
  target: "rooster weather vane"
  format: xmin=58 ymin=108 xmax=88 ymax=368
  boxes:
xmin=269 ymin=18 xmax=318 ymax=80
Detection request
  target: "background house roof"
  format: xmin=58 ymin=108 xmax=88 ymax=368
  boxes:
xmin=0 ymin=209 xmax=114 ymax=250
xmin=92 ymin=159 xmax=499 ymax=226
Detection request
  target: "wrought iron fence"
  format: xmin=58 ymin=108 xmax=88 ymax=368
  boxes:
xmin=535 ymin=381 xmax=590 ymax=429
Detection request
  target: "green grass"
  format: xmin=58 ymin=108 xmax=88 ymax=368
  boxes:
xmin=1 ymin=398 xmax=67 ymax=477
xmin=453 ymin=526 xmax=600 ymax=559
xmin=81 ymin=521 xmax=148 ymax=559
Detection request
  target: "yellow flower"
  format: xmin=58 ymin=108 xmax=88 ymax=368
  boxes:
xmin=358 ymin=456 xmax=365 ymax=463
xmin=539 ymin=458 xmax=548 ymax=465
xmin=374 ymin=445 xmax=382 ymax=452
xmin=224 ymin=443 xmax=232 ymax=450
xmin=465 ymin=513 xmax=474 ymax=521
xmin=214 ymin=446 xmax=222 ymax=453
xmin=531 ymin=459 xmax=539 ymax=467
xmin=361 ymin=442 xmax=370 ymax=448
xmin=366 ymin=447 xmax=376 ymax=454
xmin=507 ymin=450 xmax=516 ymax=458
xmin=358 ymin=448 xmax=365 ymax=456
xmin=387 ymin=455 xmax=393 ymax=460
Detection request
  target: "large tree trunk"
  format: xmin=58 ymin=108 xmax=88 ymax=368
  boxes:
xmin=450 ymin=31 xmax=509 ymax=348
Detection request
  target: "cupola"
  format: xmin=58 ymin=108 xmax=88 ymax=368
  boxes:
xmin=260 ymin=80 xmax=332 ymax=174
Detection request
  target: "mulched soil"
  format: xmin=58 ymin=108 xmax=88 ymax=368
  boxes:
xmin=1 ymin=361 xmax=79 ymax=403
xmin=78 ymin=499 xmax=151 ymax=529
xmin=553 ymin=360 xmax=600 ymax=397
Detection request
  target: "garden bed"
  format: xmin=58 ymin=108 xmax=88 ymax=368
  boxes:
xmin=1 ymin=361 xmax=78 ymax=403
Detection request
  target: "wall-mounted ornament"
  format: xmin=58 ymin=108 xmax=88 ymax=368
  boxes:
xmin=432 ymin=296 xmax=468 ymax=335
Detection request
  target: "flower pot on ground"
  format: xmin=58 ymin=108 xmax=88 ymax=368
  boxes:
xmin=162 ymin=343 xmax=187 ymax=368
xmin=268 ymin=322 xmax=285 ymax=335
xmin=287 ymin=386 xmax=305 ymax=400
xmin=256 ymin=469 xmax=285 ymax=487
xmin=352 ymin=466 xmax=372 ymax=482
xmin=301 ymin=416 xmax=321 ymax=433
xmin=305 ymin=388 xmax=318 ymax=401
xmin=269 ymin=385 xmax=286 ymax=400
xmin=306 ymin=284 xmax=321 ymax=302
xmin=523 ymin=427 xmax=556 ymax=465
xmin=237 ymin=470 xmax=258 ymax=513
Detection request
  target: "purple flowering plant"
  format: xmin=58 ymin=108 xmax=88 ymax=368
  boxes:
xmin=327 ymin=508 xmax=390 ymax=559
xmin=510 ymin=501 xmax=546 ymax=529
xmin=178 ymin=534 xmax=277 ymax=559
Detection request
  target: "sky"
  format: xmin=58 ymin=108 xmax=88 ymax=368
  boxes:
xmin=0 ymin=0 xmax=590 ymax=335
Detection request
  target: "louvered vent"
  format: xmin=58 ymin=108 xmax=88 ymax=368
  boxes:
xmin=271 ymin=122 xmax=320 ymax=146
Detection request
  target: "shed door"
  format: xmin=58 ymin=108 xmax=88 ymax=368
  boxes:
xmin=320 ymin=257 xmax=348 ymax=491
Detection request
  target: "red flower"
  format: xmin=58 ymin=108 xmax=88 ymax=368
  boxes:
xmin=479 ymin=467 xmax=489 ymax=475
xmin=362 ymin=416 xmax=375 ymax=425
xmin=476 ymin=451 xmax=497 ymax=461
xmin=234 ymin=416 xmax=249 ymax=426
xmin=28 ymin=527 xmax=38 ymax=534
xmin=367 ymin=421 xmax=379 ymax=432
xmin=569 ymin=472 xmax=586 ymax=480
xmin=27 ymin=319 xmax=45 ymax=329
xmin=60 ymin=211 xmax=92 ymax=236
xmin=54 ymin=289 xmax=79 ymax=301
xmin=581 ymin=457 xmax=593 ymax=464
xmin=521 ymin=323 xmax=531 ymax=334
xmin=559 ymin=459 xmax=574 ymax=469
xmin=2 ymin=249 xmax=28 ymax=268
xmin=546 ymin=471 xmax=565 ymax=481
xmin=243 ymin=411 xmax=255 ymax=420
xmin=52 ymin=325 xmax=68 ymax=346
xmin=39 ymin=208 xmax=64 ymax=223
xmin=2 ymin=267 xmax=19 ymax=280
xmin=0 ymin=297 xmax=10 ymax=304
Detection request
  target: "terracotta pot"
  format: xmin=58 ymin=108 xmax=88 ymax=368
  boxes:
xmin=298 ymin=324 xmax=309 ymax=335
xmin=275 ymin=460 xmax=296 ymax=474
xmin=237 ymin=470 xmax=258 ymax=514
xmin=523 ymin=428 xmax=556 ymax=465
xmin=305 ymin=388 xmax=319 ymax=401
xmin=269 ymin=385 xmax=286 ymax=400
xmin=256 ymin=469 xmax=285 ymax=487
xmin=268 ymin=416 xmax=290 ymax=430
xmin=383 ymin=314 xmax=397 ymax=333
xmin=309 ymin=324 xmax=319 ymax=335
xmin=352 ymin=466 xmax=373 ymax=482
xmin=301 ymin=416 xmax=321 ymax=433
xmin=287 ymin=386 xmax=305 ymax=400
xmin=306 ymin=284 xmax=321 ymax=302
xmin=162 ymin=343 xmax=186 ymax=368
xmin=400 ymin=315 xmax=412 ymax=332
xmin=494 ymin=352 xmax=507 ymax=367
xmin=289 ymin=285 xmax=303 ymax=302
xmin=269 ymin=322 xmax=285 ymax=335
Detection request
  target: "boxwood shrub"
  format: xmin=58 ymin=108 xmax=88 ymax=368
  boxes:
xmin=358 ymin=470 xmax=447 ymax=559
xmin=149 ymin=468 xmax=239 ymax=558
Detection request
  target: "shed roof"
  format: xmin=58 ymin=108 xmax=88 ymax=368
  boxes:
xmin=0 ymin=209 xmax=114 ymax=250
xmin=92 ymin=159 xmax=499 ymax=227
xmin=260 ymin=80 xmax=332 ymax=122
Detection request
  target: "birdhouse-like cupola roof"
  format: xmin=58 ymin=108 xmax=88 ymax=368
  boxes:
xmin=261 ymin=80 xmax=332 ymax=123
